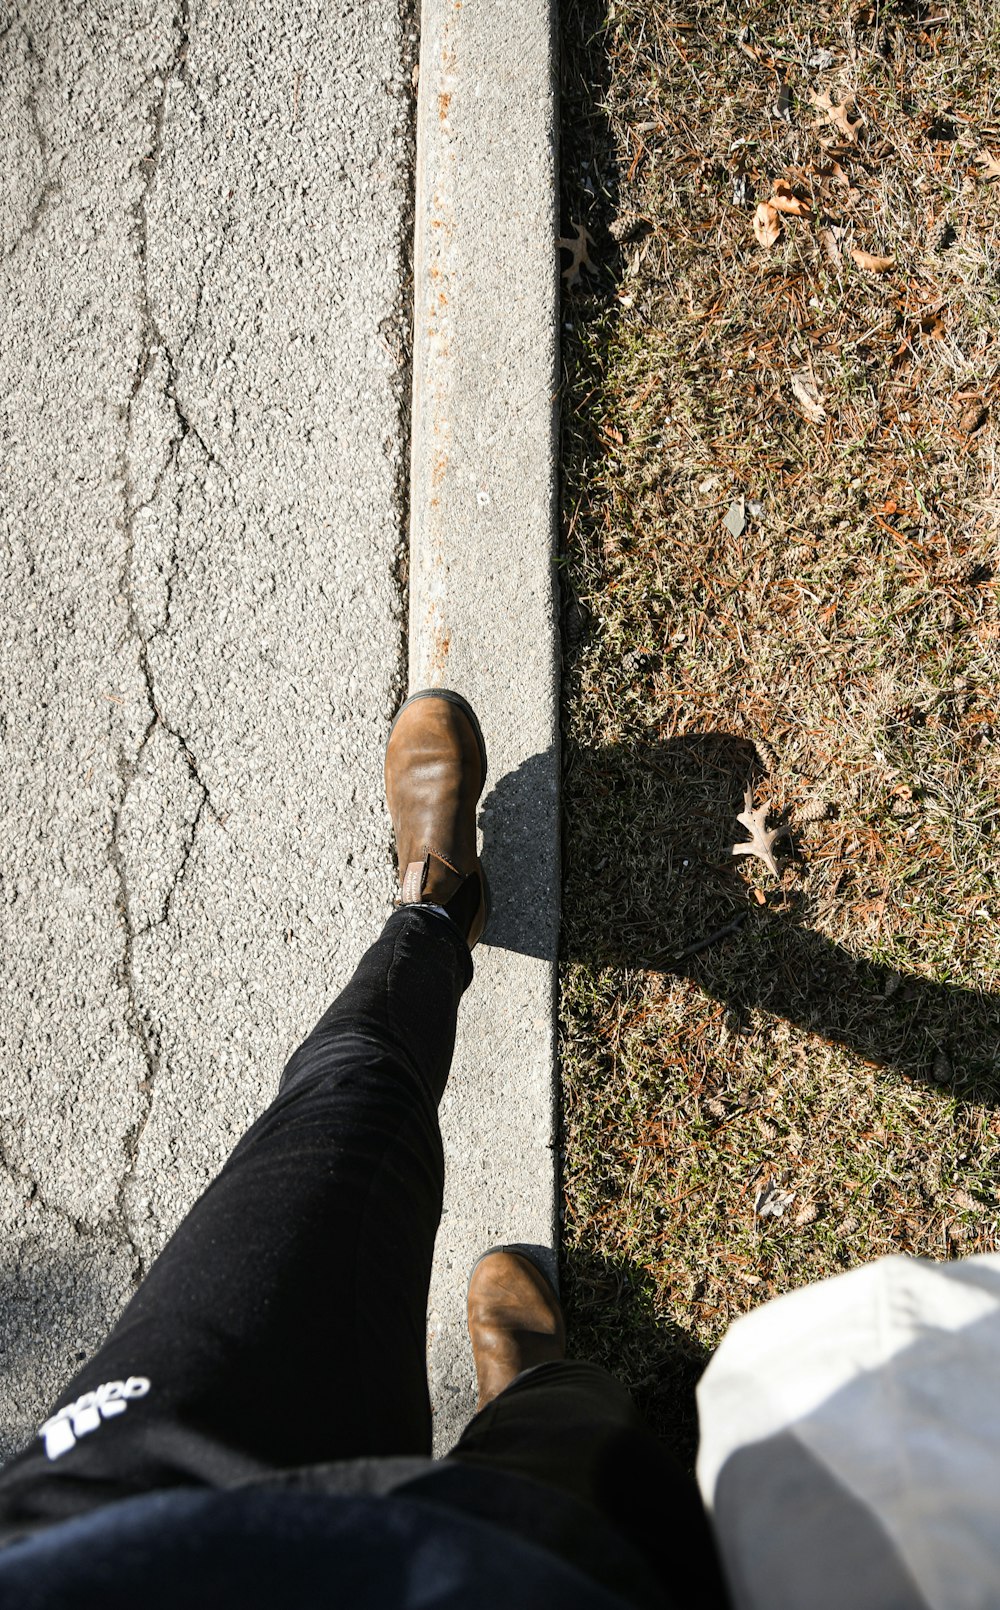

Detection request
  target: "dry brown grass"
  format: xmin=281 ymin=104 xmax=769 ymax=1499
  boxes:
xmin=558 ymin=0 xmax=1000 ymax=1462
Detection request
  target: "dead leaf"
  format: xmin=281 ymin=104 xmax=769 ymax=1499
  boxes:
xmin=753 ymin=201 xmax=781 ymax=248
xmin=819 ymin=226 xmax=844 ymax=265
xmin=755 ymin=1179 xmax=796 ymax=1220
xmin=972 ymin=148 xmax=1000 ymax=181
xmin=732 ymin=788 xmax=785 ymax=878
xmin=770 ymin=179 xmax=811 ymax=217
xmin=919 ymin=310 xmax=947 ymax=341
xmin=790 ymin=370 xmax=827 ymax=423
xmin=819 ymin=158 xmax=850 ymax=187
xmin=737 ymin=25 xmax=773 ymax=66
xmin=557 ymin=222 xmax=594 ymax=287
xmin=723 ymin=499 xmax=746 ymax=537
xmin=850 ymin=246 xmax=895 ymax=272
xmin=958 ymin=399 xmax=987 ymax=434
xmin=772 ymin=80 xmax=794 ymax=123
xmin=811 ymin=88 xmax=863 ymax=143
xmin=794 ymin=1201 xmax=820 ymax=1227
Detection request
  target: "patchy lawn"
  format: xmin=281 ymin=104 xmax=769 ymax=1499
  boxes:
xmin=557 ymin=0 xmax=1000 ymax=1463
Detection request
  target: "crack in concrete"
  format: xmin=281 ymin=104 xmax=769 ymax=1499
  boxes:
xmin=387 ymin=1 xmax=420 ymax=722
xmin=108 ymin=0 xmax=225 ymax=1272
xmin=3 ymin=25 xmax=64 ymax=263
xmin=155 ymin=511 xmax=182 ymax=642
xmin=0 ymin=1136 xmax=138 ymax=1272
xmin=134 ymin=783 xmax=211 ymax=939
xmin=107 ymin=707 xmax=218 ymax=1274
xmin=107 ymin=757 xmax=160 ymax=1280
xmin=126 ymin=6 xmax=228 ymax=484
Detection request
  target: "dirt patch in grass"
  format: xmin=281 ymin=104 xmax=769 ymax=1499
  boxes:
xmin=558 ymin=0 xmax=1000 ymax=1463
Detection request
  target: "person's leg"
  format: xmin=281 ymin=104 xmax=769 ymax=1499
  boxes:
xmin=0 ymin=906 xmax=467 ymax=1536
xmin=0 ymin=689 xmax=489 ymax=1539
xmin=440 ymin=1251 xmax=729 ymax=1605
xmin=447 ymin=1360 xmax=722 ymax=1570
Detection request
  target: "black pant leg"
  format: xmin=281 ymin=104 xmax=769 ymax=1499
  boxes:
xmin=282 ymin=904 xmax=470 ymax=1106
xmin=0 ymin=907 xmax=470 ymax=1538
xmin=445 ymin=1360 xmax=729 ymax=1606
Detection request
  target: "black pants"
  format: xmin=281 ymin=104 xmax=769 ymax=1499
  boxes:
xmin=0 ymin=909 xmax=725 ymax=1604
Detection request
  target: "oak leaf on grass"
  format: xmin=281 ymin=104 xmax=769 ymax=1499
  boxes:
xmin=732 ymin=788 xmax=785 ymax=879
xmin=810 ymin=88 xmax=862 ymax=143
xmin=770 ymin=179 xmax=811 ymax=217
xmin=790 ymin=371 xmax=827 ymax=423
xmin=557 ymin=222 xmax=594 ymax=287
xmin=753 ymin=201 xmax=781 ymax=248
xmin=972 ymin=148 xmax=1000 ymax=181
xmin=819 ymin=226 xmax=845 ymax=265
xmin=818 ymin=158 xmax=850 ymax=187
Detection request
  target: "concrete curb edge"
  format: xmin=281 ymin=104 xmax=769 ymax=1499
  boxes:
xmin=408 ymin=0 xmax=561 ymax=1449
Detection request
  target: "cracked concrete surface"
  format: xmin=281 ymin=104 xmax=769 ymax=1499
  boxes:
xmin=0 ymin=0 xmax=415 ymax=1460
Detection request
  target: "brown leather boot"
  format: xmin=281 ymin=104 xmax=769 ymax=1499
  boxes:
xmin=384 ymin=689 xmax=490 ymax=947
xmin=467 ymin=1249 xmax=566 ymax=1411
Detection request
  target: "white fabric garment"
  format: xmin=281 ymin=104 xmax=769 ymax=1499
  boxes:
xmin=696 ymin=1254 xmax=1000 ymax=1610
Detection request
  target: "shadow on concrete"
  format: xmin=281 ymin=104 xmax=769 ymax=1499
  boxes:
xmin=478 ymin=745 xmax=559 ymax=962
xmin=481 ymin=740 xmax=1000 ymax=1103
xmin=0 ymin=1248 xmax=112 ymax=1466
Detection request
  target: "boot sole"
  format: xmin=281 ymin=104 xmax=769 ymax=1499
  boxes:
xmin=467 ymin=1244 xmax=561 ymax=1301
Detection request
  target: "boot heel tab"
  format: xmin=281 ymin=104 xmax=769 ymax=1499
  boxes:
xmin=400 ymin=859 xmax=428 ymax=903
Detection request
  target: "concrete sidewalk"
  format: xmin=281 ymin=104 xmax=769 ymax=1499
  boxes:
xmin=0 ymin=0 xmax=416 ymax=1459
xmin=0 ymin=0 xmax=559 ymax=1464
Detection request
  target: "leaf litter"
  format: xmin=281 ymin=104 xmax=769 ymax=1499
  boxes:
xmin=753 ymin=200 xmax=782 ymax=248
xmin=850 ymin=246 xmax=896 ymax=272
xmin=559 ymin=0 xmax=1000 ymax=1460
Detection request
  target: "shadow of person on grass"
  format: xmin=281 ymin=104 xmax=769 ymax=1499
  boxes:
xmin=559 ymin=1246 xmax=709 ymax=1468
xmin=480 ymin=739 xmax=1000 ymax=1105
